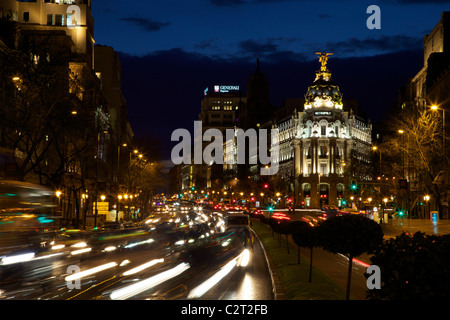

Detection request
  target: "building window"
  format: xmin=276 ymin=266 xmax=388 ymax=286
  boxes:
xmin=23 ymin=12 xmax=29 ymax=22
xmin=319 ymin=145 xmax=327 ymax=158
xmin=55 ymin=14 xmax=63 ymax=26
xmin=47 ymin=14 xmax=53 ymax=25
xmin=321 ymin=125 xmax=326 ymax=136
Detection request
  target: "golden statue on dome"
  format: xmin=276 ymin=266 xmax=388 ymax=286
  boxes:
xmin=315 ymin=52 xmax=334 ymax=72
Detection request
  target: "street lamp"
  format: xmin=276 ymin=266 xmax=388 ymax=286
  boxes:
xmin=424 ymin=195 xmax=431 ymax=219
xmin=430 ymin=104 xmax=446 ymax=186
xmin=372 ymin=146 xmax=382 ymax=178
xmin=382 ymin=198 xmax=388 ymax=224
xmin=397 ymin=129 xmax=406 ymax=178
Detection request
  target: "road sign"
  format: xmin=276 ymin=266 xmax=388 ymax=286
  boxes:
xmin=93 ymin=201 xmax=109 ymax=214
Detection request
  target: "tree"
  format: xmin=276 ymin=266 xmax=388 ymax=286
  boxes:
xmin=274 ymin=219 xmax=293 ymax=254
xmin=367 ymin=232 xmax=450 ymax=300
xmin=291 ymin=221 xmax=318 ymax=282
xmin=122 ymin=136 xmax=165 ymax=220
xmin=0 ymin=25 xmax=112 ymax=228
xmin=318 ymin=215 xmax=383 ymax=300
xmin=382 ymin=105 xmax=446 ymax=218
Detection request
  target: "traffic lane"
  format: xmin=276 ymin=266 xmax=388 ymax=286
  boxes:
xmin=195 ymin=230 xmax=273 ymax=300
xmin=103 ymin=236 xmax=256 ymax=300
xmin=23 ymin=231 xmax=240 ymax=300
xmin=93 ymin=230 xmax=270 ymax=300
xmin=0 ymin=234 xmax=175 ymax=300
xmin=1 ymin=227 xmax=274 ymax=300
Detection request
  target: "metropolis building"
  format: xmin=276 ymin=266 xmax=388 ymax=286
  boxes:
xmin=273 ymin=53 xmax=373 ymax=208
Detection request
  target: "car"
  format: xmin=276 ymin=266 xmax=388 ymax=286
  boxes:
xmin=224 ymin=213 xmax=254 ymax=250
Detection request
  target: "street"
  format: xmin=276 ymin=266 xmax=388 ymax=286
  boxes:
xmin=0 ymin=208 xmax=273 ymax=300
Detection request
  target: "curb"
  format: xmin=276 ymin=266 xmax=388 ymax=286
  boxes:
xmin=251 ymin=227 xmax=285 ymax=300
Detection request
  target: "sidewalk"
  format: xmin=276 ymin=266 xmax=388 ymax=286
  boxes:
xmin=382 ymin=217 xmax=450 ymax=237
xmin=303 ymin=217 xmax=450 ymax=299
xmin=255 ymin=216 xmax=450 ymax=300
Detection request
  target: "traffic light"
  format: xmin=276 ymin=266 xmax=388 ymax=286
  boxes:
xmin=350 ymin=180 xmax=359 ymax=193
xmin=264 ymin=183 xmax=269 ymax=189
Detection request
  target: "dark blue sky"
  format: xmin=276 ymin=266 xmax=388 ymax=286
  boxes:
xmin=91 ymin=0 xmax=449 ymax=160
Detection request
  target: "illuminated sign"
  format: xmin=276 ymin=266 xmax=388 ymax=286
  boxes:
xmin=214 ymin=85 xmax=240 ymax=93
xmin=315 ymin=111 xmax=332 ymax=116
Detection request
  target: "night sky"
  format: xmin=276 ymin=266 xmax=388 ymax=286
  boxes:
xmin=91 ymin=0 xmax=448 ymax=162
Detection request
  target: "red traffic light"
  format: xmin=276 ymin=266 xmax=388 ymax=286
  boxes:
xmin=264 ymin=184 xmax=269 ymax=189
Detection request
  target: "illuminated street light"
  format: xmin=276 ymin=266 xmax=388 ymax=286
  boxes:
xmin=424 ymin=195 xmax=431 ymax=219
xmin=100 ymin=195 xmax=106 ymax=201
xmin=430 ymin=104 xmax=446 ymax=187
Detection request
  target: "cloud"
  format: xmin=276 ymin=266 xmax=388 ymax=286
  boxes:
xmin=119 ymin=17 xmax=170 ymax=31
xmin=195 ymin=39 xmax=219 ymax=50
xmin=238 ymin=39 xmax=279 ymax=55
xmin=326 ymin=35 xmax=423 ymax=55
xmin=209 ymin=0 xmax=299 ymax=6
xmin=390 ymin=0 xmax=450 ymax=3
xmin=236 ymin=37 xmax=304 ymax=62
xmin=210 ymin=0 xmax=246 ymax=6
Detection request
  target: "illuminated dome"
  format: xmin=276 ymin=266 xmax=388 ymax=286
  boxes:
xmin=304 ymin=53 xmax=343 ymax=110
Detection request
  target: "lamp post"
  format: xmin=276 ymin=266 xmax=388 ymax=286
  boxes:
xmin=383 ymin=197 xmax=388 ymax=224
xmin=397 ymin=130 xmax=405 ymax=179
xmin=372 ymin=146 xmax=381 ymax=178
xmin=431 ymin=105 xmax=446 ymax=184
xmin=424 ymin=195 xmax=430 ymax=219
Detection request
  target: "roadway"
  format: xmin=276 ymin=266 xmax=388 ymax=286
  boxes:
xmin=0 ymin=208 xmax=273 ymax=300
